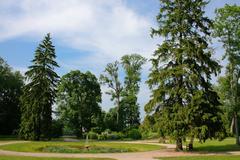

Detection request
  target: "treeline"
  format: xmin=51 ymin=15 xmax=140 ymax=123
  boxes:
xmin=0 ymin=0 xmax=240 ymax=151
xmin=0 ymin=34 xmax=146 ymax=140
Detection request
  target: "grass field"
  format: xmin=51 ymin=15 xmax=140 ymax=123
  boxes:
xmin=0 ymin=141 xmax=163 ymax=153
xmin=158 ymin=156 xmax=240 ymax=160
xmin=192 ymin=138 xmax=240 ymax=152
xmin=0 ymin=156 xmax=114 ymax=160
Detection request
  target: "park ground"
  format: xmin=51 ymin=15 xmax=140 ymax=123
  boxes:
xmin=1 ymin=137 xmax=240 ymax=160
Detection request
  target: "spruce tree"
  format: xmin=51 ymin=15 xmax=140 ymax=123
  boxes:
xmin=19 ymin=33 xmax=59 ymax=140
xmin=146 ymin=0 xmax=225 ymax=150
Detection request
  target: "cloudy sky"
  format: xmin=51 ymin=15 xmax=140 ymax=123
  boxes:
xmin=0 ymin=0 xmax=240 ymax=118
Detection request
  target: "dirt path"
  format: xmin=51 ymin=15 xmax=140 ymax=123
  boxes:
xmin=0 ymin=140 xmax=239 ymax=160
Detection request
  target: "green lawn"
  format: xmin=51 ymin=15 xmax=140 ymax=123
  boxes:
xmin=192 ymin=138 xmax=240 ymax=152
xmin=158 ymin=156 xmax=240 ymax=160
xmin=0 ymin=141 xmax=163 ymax=153
xmin=0 ymin=135 xmax=19 ymax=141
xmin=0 ymin=156 xmax=114 ymax=160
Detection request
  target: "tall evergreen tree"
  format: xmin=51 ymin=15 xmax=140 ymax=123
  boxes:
xmin=145 ymin=0 xmax=224 ymax=150
xmin=121 ymin=54 xmax=146 ymax=129
xmin=214 ymin=4 xmax=240 ymax=145
xmin=19 ymin=33 xmax=59 ymax=140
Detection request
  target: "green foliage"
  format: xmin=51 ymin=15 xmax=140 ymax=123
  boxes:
xmin=127 ymin=128 xmax=142 ymax=140
xmin=97 ymin=130 xmax=123 ymax=141
xmin=214 ymin=4 xmax=240 ymax=144
xmin=140 ymin=115 xmax=159 ymax=139
xmin=0 ymin=57 xmax=23 ymax=135
xmin=19 ymin=33 xmax=59 ymax=140
xmin=88 ymin=131 xmax=98 ymax=140
xmin=100 ymin=54 xmax=146 ymax=131
xmin=146 ymin=0 xmax=225 ymax=149
xmin=120 ymin=54 xmax=146 ymax=129
xmin=100 ymin=61 xmax=122 ymax=125
xmin=57 ymin=70 xmax=101 ymax=138
xmin=51 ymin=119 xmax=63 ymax=138
xmin=103 ymin=107 xmax=119 ymax=131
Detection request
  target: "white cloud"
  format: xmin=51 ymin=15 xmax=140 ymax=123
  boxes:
xmin=0 ymin=0 xmax=158 ymax=117
xmin=0 ymin=0 xmax=157 ymax=58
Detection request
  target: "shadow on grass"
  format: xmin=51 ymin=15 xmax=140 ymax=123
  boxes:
xmin=195 ymin=144 xmax=240 ymax=152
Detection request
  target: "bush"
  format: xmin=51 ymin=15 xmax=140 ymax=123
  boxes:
xmin=141 ymin=132 xmax=160 ymax=140
xmin=51 ymin=119 xmax=63 ymax=138
xmin=106 ymin=132 xmax=123 ymax=140
xmin=98 ymin=134 xmax=107 ymax=140
xmin=97 ymin=131 xmax=124 ymax=140
xmin=127 ymin=129 xmax=142 ymax=140
xmin=88 ymin=131 xmax=98 ymax=139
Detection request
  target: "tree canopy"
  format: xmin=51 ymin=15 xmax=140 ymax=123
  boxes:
xmin=57 ymin=70 xmax=102 ymax=137
xmin=214 ymin=4 xmax=240 ymax=145
xmin=0 ymin=57 xmax=23 ymax=135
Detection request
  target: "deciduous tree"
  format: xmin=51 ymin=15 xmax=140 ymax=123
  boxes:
xmin=0 ymin=57 xmax=23 ymax=135
xmin=57 ymin=70 xmax=101 ymax=138
xmin=214 ymin=4 xmax=240 ymax=145
xmin=121 ymin=54 xmax=146 ymax=129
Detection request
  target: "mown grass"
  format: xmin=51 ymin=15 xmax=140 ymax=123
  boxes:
xmin=0 ymin=156 xmax=114 ymax=160
xmin=158 ymin=156 xmax=240 ymax=160
xmin=0 ymin=135 xmax=19 ymax=141
xmin=192 ymin=138 xmax=240 ymax=152
xmin=0 ymin=141 xmax=163 ymax=153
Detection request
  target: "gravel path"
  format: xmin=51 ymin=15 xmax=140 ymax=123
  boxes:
xmin=0 ymin=140 xmax=239 ymax=160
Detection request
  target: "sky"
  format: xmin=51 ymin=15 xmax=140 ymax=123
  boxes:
xmin=0 ymin=0 xmax=240 ymax=119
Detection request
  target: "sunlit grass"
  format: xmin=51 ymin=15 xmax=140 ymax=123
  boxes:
xmin=0 ymin=156 xmax=114 ymax=160
xmin=0 ymin=141 xmax=163 ymax=153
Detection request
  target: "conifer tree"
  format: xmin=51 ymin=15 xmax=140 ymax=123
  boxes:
xmin=146 ymin=0 xmax=225 ymax=150
xmin=19 ymin=33 xmax=59 ymax=140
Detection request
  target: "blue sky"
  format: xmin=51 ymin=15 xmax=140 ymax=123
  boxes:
xmin=0 ymin=0 xmax=239 ymax=118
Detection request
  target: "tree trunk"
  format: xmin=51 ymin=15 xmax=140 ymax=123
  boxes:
xmin=234 ymin=112 xmax=240 ymax=145
xmin=176 ymin=138 xmax=183 ymax=151
xmin=188 ymin=136 xmax=194 ymax=151
xmin=231 ymin=117 xmax=235 ymax=134
xmin=116 ymin=97 xmax=120 ymax=125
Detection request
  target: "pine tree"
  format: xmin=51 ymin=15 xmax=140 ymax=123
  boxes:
xmin=146 ymin=0 xmax=225 ymax=150
xmin=19 ymin=33 xmax=59 ymax=140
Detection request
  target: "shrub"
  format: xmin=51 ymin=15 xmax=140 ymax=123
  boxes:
xmin=51 ymin=119 xmax=63 ymax=138
xmin=106 ymin=132 xmax=123 ymax=140
xmin=127 ymin=129 xmax=142 ymax=140
xmin=97 ymin=131 xmax=124 ymax=140
xmin=98 ymin=134 xmax=107 ymax=140
xmin=88 ymin=131 xmax=98 ymax=139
